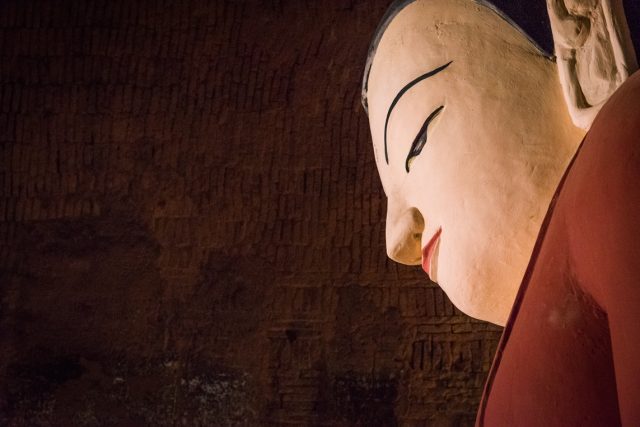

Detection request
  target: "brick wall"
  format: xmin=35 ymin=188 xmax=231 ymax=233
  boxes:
xmin=0 ymin=1 xmax=502 ymax=425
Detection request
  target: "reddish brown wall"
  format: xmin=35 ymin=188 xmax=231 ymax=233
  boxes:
xmin=0 ymin=1 xmax=501 ymax=425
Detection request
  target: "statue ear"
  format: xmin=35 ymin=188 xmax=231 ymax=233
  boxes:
xmin=547 ymin=0 xmax=638 ymax=130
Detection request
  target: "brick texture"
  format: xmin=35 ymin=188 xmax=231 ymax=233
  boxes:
xmin=0 ymin=1 xmax=502 ymax=425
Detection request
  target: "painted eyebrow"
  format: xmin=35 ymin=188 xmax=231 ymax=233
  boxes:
xmin=383 ymin=60 xmax=452 ymax=164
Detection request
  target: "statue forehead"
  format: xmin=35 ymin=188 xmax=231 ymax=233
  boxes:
xmin=362 ymin=0 xmax=453 ymax=112
xmin=365 ymin=0 xmax=493 ymax=120
xmin=362 ymin=0 xmax=547 ymax=112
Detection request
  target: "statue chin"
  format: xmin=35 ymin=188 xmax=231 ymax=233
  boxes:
xmin=436 ymin=245 xmax=525 ymax=327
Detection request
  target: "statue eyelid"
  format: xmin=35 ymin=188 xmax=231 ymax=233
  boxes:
xmin=405 ymin=105 xmax=445 ymax=173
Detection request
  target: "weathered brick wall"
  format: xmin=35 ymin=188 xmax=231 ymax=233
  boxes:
xmin=0 ymin=1 xmax=502 ymax=425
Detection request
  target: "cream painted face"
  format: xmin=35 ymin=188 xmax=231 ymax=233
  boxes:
xmin=365 ymin=0 xmax=585 ymax=325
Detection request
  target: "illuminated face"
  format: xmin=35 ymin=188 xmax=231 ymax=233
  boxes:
xmin=364 ymin=0 xmax=584 ymax=325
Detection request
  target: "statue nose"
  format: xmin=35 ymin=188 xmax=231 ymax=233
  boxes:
xmin=385 ymin=204 xmax=425 ymax=265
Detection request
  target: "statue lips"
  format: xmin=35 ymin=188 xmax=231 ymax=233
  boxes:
xmin=422 ymin=228 xmax=442 ymax=280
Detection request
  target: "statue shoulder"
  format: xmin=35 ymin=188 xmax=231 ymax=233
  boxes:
xmin=561 ymin=70 xmax=640 ymax=306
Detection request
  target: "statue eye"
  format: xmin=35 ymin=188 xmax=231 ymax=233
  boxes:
xmin=405 ymin=105 xmax=444 ymax=173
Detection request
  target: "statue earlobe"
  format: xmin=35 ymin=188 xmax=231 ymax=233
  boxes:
xmin=547 ymin=0 xmax=638 ymax=130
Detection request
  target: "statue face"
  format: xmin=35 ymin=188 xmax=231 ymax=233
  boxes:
xmin=365 ymin=0 xmax=583 ymax=325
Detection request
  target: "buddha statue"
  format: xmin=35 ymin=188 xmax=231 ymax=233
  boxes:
xmin=362 ymin=0 xmax=639 ymax=424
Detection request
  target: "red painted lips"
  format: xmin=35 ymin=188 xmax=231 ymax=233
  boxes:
xmin=422 ymin=228 xmax=442 ymax=280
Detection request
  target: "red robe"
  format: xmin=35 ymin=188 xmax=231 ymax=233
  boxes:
xmin=477 ymin=71 xmax=640 ymax=426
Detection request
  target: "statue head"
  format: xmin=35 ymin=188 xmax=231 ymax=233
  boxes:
xmin=362 ymin=0 xmax=586 ymax=325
